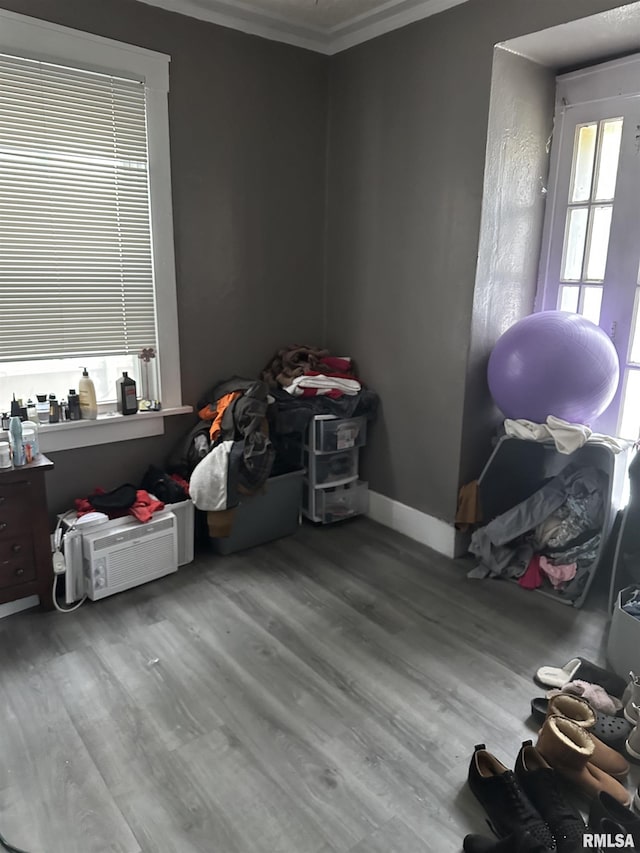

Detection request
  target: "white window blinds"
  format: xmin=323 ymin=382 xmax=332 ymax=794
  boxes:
xmin=0 ymin=53 xmax=157 ymax=362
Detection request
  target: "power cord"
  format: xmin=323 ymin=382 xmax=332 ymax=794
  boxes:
xmin=52 ymin=574 xmax=86 ymax=613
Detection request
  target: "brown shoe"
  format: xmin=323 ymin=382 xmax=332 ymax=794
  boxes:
xmin=537 ymin=716 xmax=631 ymax=807
xmin=546 ymin=696 xmax=629 ymax=779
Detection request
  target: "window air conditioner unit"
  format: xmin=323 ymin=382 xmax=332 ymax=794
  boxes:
xmin=65 ymin=513 xmax=178 ymax=601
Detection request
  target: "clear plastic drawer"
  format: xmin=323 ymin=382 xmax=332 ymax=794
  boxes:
xmin=316 ymin=480 xmax=368 ymax=523
xmin=313 ymin=416 xmax=366 ymax=453
xmin=306 ymin=448 xmax=358 ymax=486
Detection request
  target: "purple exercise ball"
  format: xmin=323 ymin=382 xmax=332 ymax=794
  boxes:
xmin=487 ymin=311 xmax=620 ymax=425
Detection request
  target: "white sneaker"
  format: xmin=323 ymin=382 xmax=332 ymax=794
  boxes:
xmin=626 ymin=712 xmax=640 ymax=761
xmin=623 ymin=673 xmax=640 ymax=724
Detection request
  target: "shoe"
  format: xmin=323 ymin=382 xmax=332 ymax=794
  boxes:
xmin=514 ymin=741 xmax=586 ymax=853
xmin=589 ymin=791 xmax=640 ymax=846
xmin=597 ymin=818 xmax=637 ymax=850
xmin=542 ymin=696 xmax=630 ymax=778
xmin=627 ymin=718 xmax=640 ymax=761
xmin=623 ymin=673 xmax=640 ymax=724
xmin=463 ymin=831 xmax=552 ymax=853
xmin=531 ymin=695 xmax=632 ymax=752
xmin=468 ymin=744 xmax=556 ymax=850
xmin=535 ymin=658 xmax=626 ymax=697
xmin=537 ymin=716 xmax=631 ymax=807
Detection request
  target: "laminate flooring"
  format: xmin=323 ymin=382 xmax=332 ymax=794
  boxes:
xmin=0 ymin=518 xmax=629 ymax=853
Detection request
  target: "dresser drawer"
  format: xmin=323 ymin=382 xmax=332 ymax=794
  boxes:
xmin=0 ymin=480 xmax=34 ymax=538
xmin=0 ymin=535 xmax=36 ymax=589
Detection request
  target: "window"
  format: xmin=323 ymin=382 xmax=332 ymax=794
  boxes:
xmin=0 ymin=10 xmax=183 ymax=440
xmin=537 ymin=55 xmax=640 ymax=439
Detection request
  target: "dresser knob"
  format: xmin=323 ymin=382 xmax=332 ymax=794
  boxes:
xmin=0 ymin=497 xmax=5 ymax=505
xmin=11 ymin=544 xmax=21 ymax=553
xmin=0 ymin=522 xmax=7 ymax=532
xmin=14 ymin=567 xmax=24 ymax=576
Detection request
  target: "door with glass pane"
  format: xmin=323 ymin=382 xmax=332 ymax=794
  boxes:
xmin=540 ymin=97 xmax=640 ymax=437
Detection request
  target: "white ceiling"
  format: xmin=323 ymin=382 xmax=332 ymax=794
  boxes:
xmin=135 ymin=0 xmax=472 ymax=53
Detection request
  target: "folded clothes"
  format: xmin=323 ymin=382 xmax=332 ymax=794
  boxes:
xmin=284 ymin=373 xmax=362 ymax=397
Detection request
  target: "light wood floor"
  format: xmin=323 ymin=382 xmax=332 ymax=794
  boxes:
xmin=0 ymin=518 xmax=625 ymax=853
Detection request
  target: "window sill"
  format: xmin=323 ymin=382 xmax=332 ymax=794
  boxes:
xmin=36 ymin=405 xmax=193 ymax=453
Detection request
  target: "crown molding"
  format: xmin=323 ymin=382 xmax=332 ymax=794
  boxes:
xmin=135 ymin=0 xmax=470 ymax=54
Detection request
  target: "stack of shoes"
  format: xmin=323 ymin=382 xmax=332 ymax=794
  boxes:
xmin=467 ymin=743 xmax=588 ymax=853
xmin=464 ymin=661 xmax=640 ymax=853
xmin=530 ymin=694 xmax=632 ymax=753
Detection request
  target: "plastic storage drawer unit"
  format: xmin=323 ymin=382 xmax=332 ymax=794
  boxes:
xmin=313 ymin=480 xmax=369 ymax=523
xmin=305 ymin=448 xmax=358 ymax=486
xmin=314 ymin=416 xmax=366 ymax=453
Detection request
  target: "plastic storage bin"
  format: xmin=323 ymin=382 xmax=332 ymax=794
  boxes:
xmin=314 ymin=416 xmax=366 ymax=453
xmin=607 ymin=585 xmax=640 ymax=677
xmin=164 ymin=498 xmax=195 ymax=566
xmin=314 ymin=480 xmax=369 ymax=523
xmin=210 ymin=470 xmax=303 ymax=555
xmin=305 ymin=448 xmax=358 ymax=486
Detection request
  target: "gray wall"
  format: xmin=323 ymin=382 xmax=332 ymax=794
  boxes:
xmin=0 ymin=0 xmax=328 ymax=513
xmin=325 ymin=0 xmax=631 ymax=524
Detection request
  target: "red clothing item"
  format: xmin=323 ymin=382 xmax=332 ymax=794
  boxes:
xmin=170 ymin=473 xmax=190 ymax=497
xmin=318 ymin=356 xmax=352 ymax=374
xmin=75 ymin=489 xmax=164 ymax=523
xmin=518 ymin=555 xmax=544 ymax=590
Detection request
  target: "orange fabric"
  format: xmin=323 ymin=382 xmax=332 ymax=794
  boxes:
xmin=198 ymin=391 xmax=242 ymax=442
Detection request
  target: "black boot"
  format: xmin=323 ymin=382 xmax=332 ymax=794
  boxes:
xmin=589 ymin=792 xmax=640 ymax=847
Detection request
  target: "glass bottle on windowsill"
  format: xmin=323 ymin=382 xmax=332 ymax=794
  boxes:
xmin=116 ymin=372 xmax=138 ymax=416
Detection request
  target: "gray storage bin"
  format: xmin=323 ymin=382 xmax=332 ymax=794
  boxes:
xmin=210 ymin=470 xmax=303 ymax=555
xmin=607 ymin=585 xmax=640 ymax=677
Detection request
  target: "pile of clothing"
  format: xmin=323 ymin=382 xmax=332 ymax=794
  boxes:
xmin=468 ymin=463 xmax=606 ymax=602
xmin=261 ymin=344 xmax=379 ymax=434
xmin=262 ymin=345 xmax=361 ymax=398
xmin=168 ymin=378 xmax=275 ymax=536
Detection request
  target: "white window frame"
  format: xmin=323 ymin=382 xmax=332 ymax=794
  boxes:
xmin=0 ymin=10 xmax=189 ymax=451
xmin=537 ymin=54 xmax=640 ymax=438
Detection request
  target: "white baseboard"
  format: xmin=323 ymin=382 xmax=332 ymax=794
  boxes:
xmin=367 ymin=490 xmax=456 ymax=558
xmin=0 ymin=595 xmax=39 ymax=620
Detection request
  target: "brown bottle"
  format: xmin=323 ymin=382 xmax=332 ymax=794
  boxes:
xmin=116 ymin=372 xmax=138 ymax=416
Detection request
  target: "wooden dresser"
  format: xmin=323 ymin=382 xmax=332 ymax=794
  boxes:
xmin=0 ymin=455 xmax=54 ymax=610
